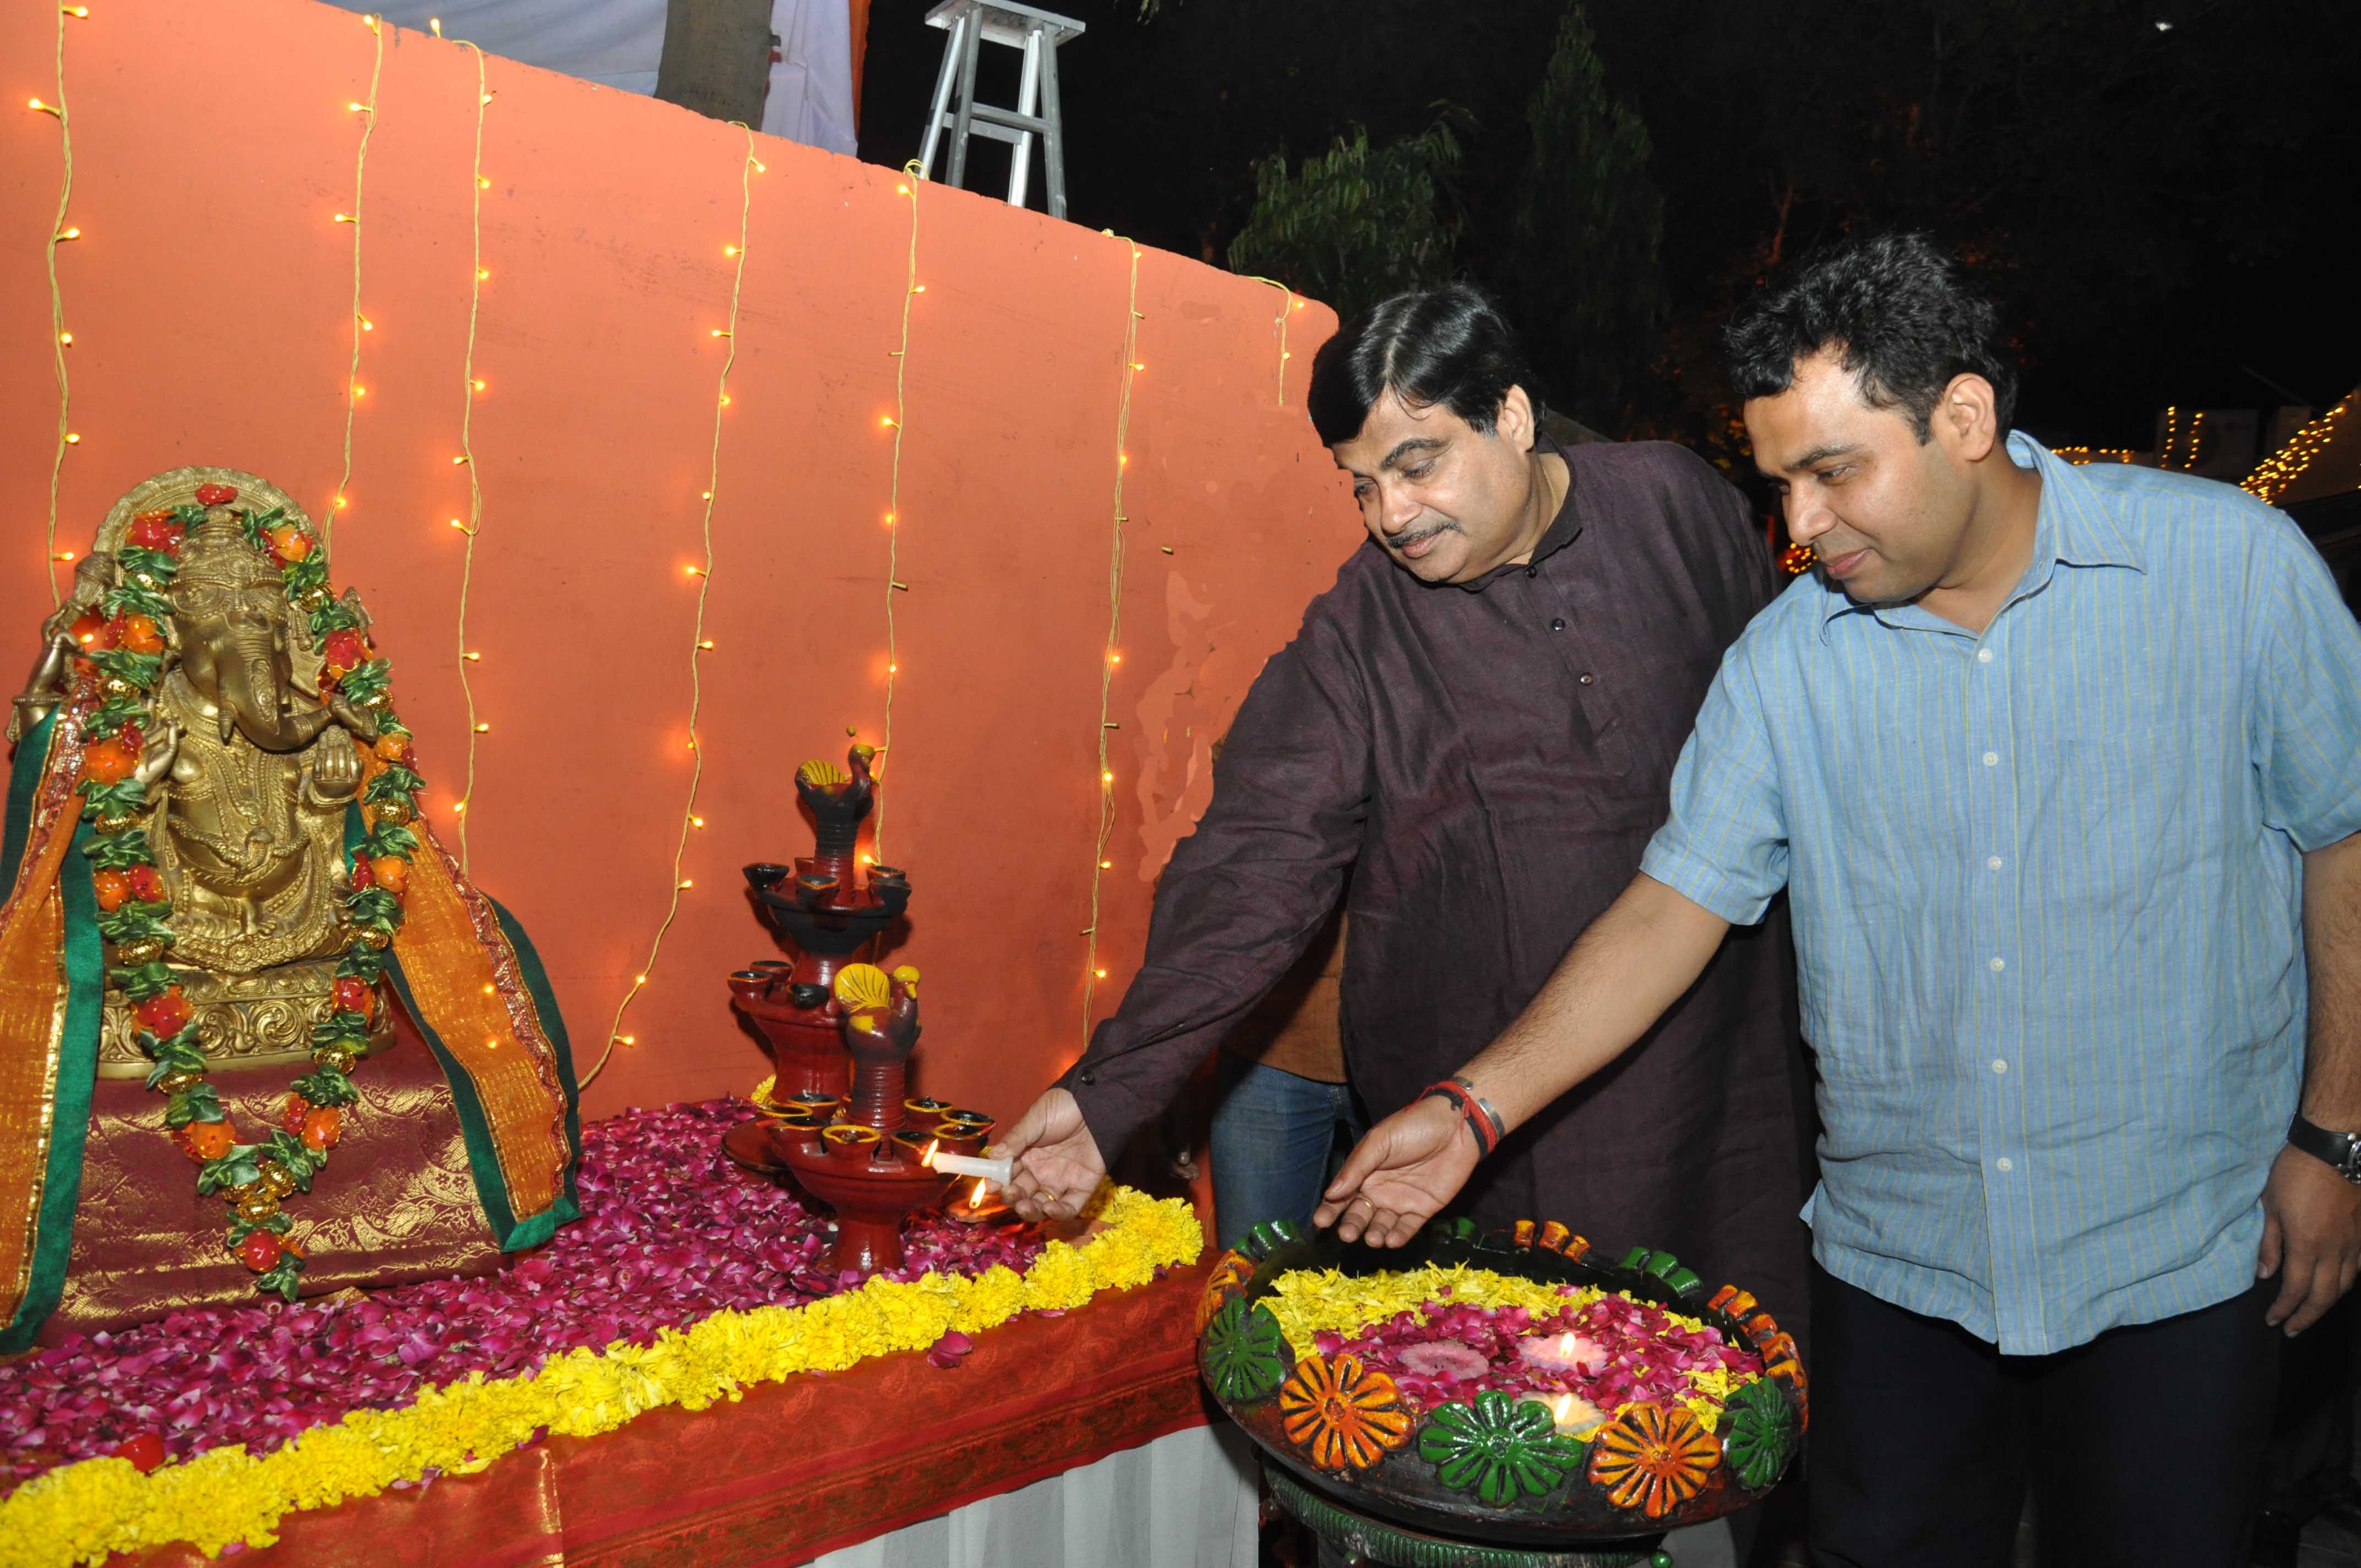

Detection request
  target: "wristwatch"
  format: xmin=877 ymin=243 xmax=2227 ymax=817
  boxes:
xmin=2288 ymin=1114 xmax=2361 ymax=1183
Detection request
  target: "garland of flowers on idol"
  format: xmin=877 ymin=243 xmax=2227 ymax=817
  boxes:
xmin=68 ymin=481 xmax=423 ymax=1302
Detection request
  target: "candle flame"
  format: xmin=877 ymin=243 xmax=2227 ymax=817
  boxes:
xmin=921 ymin=1138 xmax=940 ymax=1167
xmin=970 ymin=1178 xmax=987 ymax=1205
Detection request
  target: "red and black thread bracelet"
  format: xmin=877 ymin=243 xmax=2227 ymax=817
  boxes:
xmin=1420 ymin=1076 xmax=1506 ymax=1156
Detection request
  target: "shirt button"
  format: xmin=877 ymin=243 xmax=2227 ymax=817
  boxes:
xmin=1977 ymin=648 xmax=1994 ymax=664
xmin=1525 ymin=565 xmax=1538 ymax=579
xmin=1550 ymin=618 xmax=1566 ymax=633
xmin=1995 ymin=1157 xmax=2014 ymax=1173
xmin=1076 ymin=1070 xmax=1097 ymax=1086
xmin=1989 ymin=956 xmax=2006 ymax=972
xmin=1992 ymin=1059 xmax=2009 ymax=1074
xmin=1982 ymin=750 xmax=1999 ymax=767
xmin=1987 ymin=856 xmax=2003 ymax=871
xmin=1577 ymin=672 xmax=1596 ymax=686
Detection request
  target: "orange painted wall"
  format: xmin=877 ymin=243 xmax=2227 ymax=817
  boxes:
xmin=0 ymin=0 xmax=1346 ymax=1125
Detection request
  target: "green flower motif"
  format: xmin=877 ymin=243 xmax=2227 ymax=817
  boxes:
xmin=1416 ymin=1390 xmax=1586 ymax=1506
xmin=1201 ymin=1298 xmax=1291 ymax=1403
xmin=1721 ymin=1376 xmax=1798 ymax=1490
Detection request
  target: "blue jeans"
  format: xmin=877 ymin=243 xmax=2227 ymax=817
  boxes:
xmin=1209 ymin=1056 xmax=1368 ymax=1250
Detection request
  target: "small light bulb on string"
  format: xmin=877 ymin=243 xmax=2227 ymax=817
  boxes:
xmin=690 ymin=816 xmax=706 ymax=829
xmin=677 ymin=879 xmax=693 ymax=890
xmin=465 ymin=651 xmax=482 ymax=662
xmin=56 ymin=227 xmax=79 ymax=240
xmin=29 ymin=99 xmax=60 ymax=116
xmin=723 ymin=244 xmax=739 ymax=256
xmin=698 ymin=639 xmax=714 ymax=650
xmin=64 ymin=433 xmax=80 ymax=446
xmin=360 ymin=317 xmax=374 ymax=331
xmin=348 ymin=101 xmax=366 ymax=112
xmin=58 ymin=331 xmax=71 ymax=347
xmin=352 ymin=386 xmax=366 ymax=398
xmin=53 ymin=551 xmax=73 ymax=563
xmin=1102 ymin=770 xmax=1114 ymax=783
xmin=335 ymin=213 xmax=355 ymax=224
xmin=472 ymin=379 xmax=485 ymax=391
xmin=429 ymin=16 xmax=442 ymax=35
xmin=63 ymin=6 xmax=90 ymax=15
xmin=334 ymin=494 xmax=349 ymax=509
xmin=451 ymin=800 xmax=467 ymax=814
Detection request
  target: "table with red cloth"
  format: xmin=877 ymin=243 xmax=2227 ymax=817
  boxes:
xmin=115 ymin=1260 xmax=1228 ymax=1568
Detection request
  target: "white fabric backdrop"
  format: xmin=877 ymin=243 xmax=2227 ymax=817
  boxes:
xmin=805 ymin=1423 xmax=1260 ymax=1568
xmin=796 ymin=1420 xmax=1740 ymax=1568
xmin=325 ymin=0 xmax=858 ymax=153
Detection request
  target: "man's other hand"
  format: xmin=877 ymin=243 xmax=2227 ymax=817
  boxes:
xmin=2260 ymin=1143 xmax=2361 ymax=1335
xmin=995 ymin=1087 xmax=1106 ymax=1222
xmin=1311 ymin=1097 xmax=1477 ymax=1248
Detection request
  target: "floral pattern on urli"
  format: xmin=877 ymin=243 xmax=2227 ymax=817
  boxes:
xmin=1200 ymin=1297 xmax=1291 ymax=1403
xmin=1719 ymin=1375 xmax=1797 ymax=1491
xmin=1415 ymin=1389 xmax=1586 ymax=1505
xmin=1586 ymin=1400 xmax=1720 ymax=1519
xmin=1196 ymin=1248 xmax=1254 ymax=1332
xmin=1279 ymin=1353 xmax=1413 ymax=1472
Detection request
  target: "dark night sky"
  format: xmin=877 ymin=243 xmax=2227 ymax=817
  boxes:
xmin=856 ymin=1 xmax=2361 ymax=457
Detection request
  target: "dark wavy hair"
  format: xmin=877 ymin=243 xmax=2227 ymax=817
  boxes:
xmin=1306 ymin=282 xmax=1534 ymax=447
xmin=1724 ymin=232 xmax=2018 ymax=439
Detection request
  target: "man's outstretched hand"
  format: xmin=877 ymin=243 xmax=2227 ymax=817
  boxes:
xmin=994 ymin=1086 xmax=1106 ymax=1222
xmin=1312 ymin=1097 xmax=1479 ymax=1248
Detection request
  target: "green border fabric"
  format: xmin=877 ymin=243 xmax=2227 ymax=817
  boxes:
xmin=356 ymin=808 xmax=581 ymax=1251
xmin=0 ymin=710 xmax=57 ymax=899
xmin=0 ymin=821 xmax=106 ymax=1353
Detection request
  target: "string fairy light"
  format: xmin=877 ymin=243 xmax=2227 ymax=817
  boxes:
xmin=1079 ymin=236 xmax=1145 ymax=1045
xmin=1238 ymin=275 xmax=1297 ymax=407
xmin=37 ymin=0 xmax=80 ymax=607
xmin=325 ymin=13 xmax=384 ymax=545
xmin=585 ymin=124 xmax=759 ymax=1090
xmin=448 ymin=40 xmax=492 ymax=868
xmin=871 ymin=159 xmax=924 ymax=861
xmin=2245 ymin=394 xmax=2352 ymax=506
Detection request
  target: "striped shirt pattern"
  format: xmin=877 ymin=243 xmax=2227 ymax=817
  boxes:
xmin=1640 ymin=433 xmax=2361 ymax=1354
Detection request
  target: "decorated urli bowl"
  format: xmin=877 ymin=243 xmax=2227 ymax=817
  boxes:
xmin=1196 ymin=1217 xmax=1809 ymax=1551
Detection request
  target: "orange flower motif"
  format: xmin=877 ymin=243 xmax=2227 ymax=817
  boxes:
xmin=1277 ymin=1353 xmax=1412 ymax=1472
xmin=1586 ymin=1401 xmax=1721 ymax=1519
xmin=1196 ymin=1248 xmax=1254 ymax=1331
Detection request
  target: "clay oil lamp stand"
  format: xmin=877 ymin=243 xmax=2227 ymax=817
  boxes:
xmin=720 ymin=746 xmax=998 ymax=1273
xmin=729 ymin=745 xmax=912 ymax=1103
xmin=739 ymin=962 xmax=981 ymax=1273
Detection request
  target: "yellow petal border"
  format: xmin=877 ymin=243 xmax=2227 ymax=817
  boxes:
xmin=0 ymin=1186 xmax=1203 ymax=1568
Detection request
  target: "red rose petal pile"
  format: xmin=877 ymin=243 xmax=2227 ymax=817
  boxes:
xmin=1316 ymin=1287 xmax=1765 ymax=1417
xmin=0 ymin=1099 xmax=1045 ymax=1493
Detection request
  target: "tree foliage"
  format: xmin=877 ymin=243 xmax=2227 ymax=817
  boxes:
xmin=1227 ymin=115 xmax=1466 ymax=323
xmin=1503 ymin=6 xmax=1666 ymax=428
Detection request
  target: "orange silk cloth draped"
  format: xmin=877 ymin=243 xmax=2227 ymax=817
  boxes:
xmin=121 ymin=1260 xmax=1214 ymax=1568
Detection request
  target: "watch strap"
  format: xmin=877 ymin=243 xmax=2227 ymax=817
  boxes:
xmin=1421 ymin=1077 xmax=1506 ymax=1157
xmin=2288 ymin=1114 xmax=2361 ymax=1183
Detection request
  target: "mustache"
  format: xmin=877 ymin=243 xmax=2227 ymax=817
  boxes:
xmin=1385 ymin=519 xmax=1462 ymax=552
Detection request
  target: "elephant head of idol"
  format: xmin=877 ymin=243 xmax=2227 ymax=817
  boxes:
xmin=167 ymin=508 xmax=345 ymax=753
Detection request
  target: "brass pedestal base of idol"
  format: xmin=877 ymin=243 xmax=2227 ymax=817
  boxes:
xmin=1267 ymin=1467 xmax=1671 ymax=1568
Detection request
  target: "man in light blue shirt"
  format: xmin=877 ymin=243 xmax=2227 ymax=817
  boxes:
xmin=1310 ymin=234 xmax=2361 ymax=1566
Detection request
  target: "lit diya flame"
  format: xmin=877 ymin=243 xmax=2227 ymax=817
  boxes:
xmin=921 ymin=1138 xmax=940 ymax=1166
xmin=1515 ymin=1330 xmax=1603 ymax=1375
xmin=1539 ymin=1391 xmax=1607 ymax=1436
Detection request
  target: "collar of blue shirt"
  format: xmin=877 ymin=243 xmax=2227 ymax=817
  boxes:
xmin=1817 ymin=433 xmax=2148 ymax=642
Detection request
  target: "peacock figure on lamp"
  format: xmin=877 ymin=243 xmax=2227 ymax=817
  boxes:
xmin=723 ymin=748 xmax=994 ymax=1272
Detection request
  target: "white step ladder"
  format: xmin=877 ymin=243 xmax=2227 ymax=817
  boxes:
xmin=916 ymin=1 xmax=1086 ymax=220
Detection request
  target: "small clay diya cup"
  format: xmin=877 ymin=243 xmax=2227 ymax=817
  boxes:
xmin=822 ymin=1123 xmax=882 ymax=1165
xmin=890 ymin=1127 xmax=936 ymax=1161
xmin=932 ymin=1121 xmax=987 ymax=1156
xmin=788 ymin=1089 xmax=841 ymax=1112
xmin=904 ymin=1097 xmax=951 ymax=1121
xmin=941 ymin=1108 xmax=994 ymax=1139
xmin=727 ymin=970 xmax=769 ymax=1005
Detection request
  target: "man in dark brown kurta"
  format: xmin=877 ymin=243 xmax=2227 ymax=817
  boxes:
xmin=1000 ymin=284 xmax=1813 ymax=1331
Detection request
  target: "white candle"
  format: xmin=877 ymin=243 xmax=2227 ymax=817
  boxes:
xmin=927 ymin=1148 xmax=1013 ymax=1187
